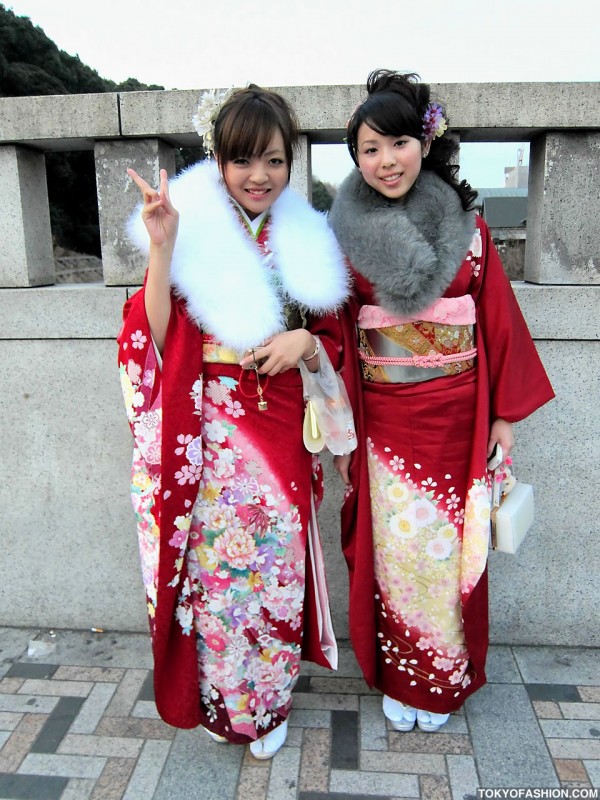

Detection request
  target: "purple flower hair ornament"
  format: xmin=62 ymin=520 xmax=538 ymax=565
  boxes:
xmin=422 ymin=102 xmax=448 ymax=141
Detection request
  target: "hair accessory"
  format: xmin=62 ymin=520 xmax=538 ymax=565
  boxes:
xmin=422 ymin=102 xmax=448 ymax=141
xmin=192 ymin=88 xmax=233 ymax=158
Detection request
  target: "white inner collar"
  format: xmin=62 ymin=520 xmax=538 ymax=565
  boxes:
xmin=229 ymin=198 xmax=268 ymax=236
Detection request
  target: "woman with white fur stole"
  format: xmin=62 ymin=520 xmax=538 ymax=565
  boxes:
xmin=117 ymin=85 xmax=353 ymax=759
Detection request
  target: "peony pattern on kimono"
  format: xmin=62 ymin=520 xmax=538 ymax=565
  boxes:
xmin=175 ymin=376 xmax=306 ymax=736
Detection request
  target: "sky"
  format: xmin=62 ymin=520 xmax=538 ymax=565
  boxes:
xmin=5 ymin=0 xmax=599 ymax=188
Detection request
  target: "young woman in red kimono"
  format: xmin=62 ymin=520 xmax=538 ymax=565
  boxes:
xmin=117 ymin=86 xmax=353 ymax=758
xmin=329 ymin=70 xmax=554 ymax=733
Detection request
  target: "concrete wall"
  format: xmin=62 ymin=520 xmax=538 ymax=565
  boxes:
xmin=0 ymin=84 xmax=598 ymax=647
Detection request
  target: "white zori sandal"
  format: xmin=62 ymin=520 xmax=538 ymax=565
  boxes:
xmin=202 ymin=726 xmax=228 ymax=743
xmin=249 ymin=719 xmax=289 ymax=760
xmin=382 ymin=695 xmax=417 ymax=732
xmin=416 ymin=709 xmax=450 ymax=732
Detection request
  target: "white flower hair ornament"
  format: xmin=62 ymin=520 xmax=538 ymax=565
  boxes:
xmin=192 ymin=87 xmax=233 ymax=158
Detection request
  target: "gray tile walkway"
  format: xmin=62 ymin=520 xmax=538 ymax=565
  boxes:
xmin=0 ymin=629 xmax=599 ymax=799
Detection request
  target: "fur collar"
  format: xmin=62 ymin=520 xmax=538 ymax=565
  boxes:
xmin=329 ymin=169 xmax=475 ymax=316
xmin=127 ymin=161 xmax=349 ymax=351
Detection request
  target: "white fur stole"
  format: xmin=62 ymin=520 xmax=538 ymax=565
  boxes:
xmin=127 ymin=161 xmax=349 ymax=351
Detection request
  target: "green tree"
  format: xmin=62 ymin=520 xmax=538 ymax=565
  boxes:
xmin=0 ymin=4 xmax=164 ymax=256
xmin=311 ymin=179 xmax=335 ymax=213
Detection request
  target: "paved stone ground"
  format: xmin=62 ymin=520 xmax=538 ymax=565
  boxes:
xmin=0 ymin=628 xmax=599 ymax=800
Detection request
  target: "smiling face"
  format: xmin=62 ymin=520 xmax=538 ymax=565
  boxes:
xmin=220 ymin=129 xmax=288 ymax=219
xmin=356 ymin=123 xmax=426 ymax=200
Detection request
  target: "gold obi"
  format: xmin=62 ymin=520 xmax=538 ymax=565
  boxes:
xmin=202 ymin=303 xmax=307 ymax=364
xmin=359 ymin=321 xmax=476 ymax=384
xmin=202 ymin=340 xmax=242 ymax=364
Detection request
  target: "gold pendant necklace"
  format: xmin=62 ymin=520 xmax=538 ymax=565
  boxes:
xmin=239 ymin=349 xmax=269 ymax=411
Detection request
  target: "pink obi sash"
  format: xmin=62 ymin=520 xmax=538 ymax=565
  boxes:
xmin=358 ymin=296 xmax=476 ymax=329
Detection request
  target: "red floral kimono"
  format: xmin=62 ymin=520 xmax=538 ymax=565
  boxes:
xmin=117 ymin=160 xmax=349 ymax=741
xmin=339 ymin=217 xmax=555 ymax=713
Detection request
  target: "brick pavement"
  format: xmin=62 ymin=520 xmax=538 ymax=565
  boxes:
xmin=0 ymin=628 xmax=599 ymax=799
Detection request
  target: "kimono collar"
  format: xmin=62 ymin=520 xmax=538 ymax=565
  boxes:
xmin=329 ymin=169 xmax=475 ymax=317
xmin=228 ymin=198 xmax=268 ymax=236
xmin=127 ymin=160 xmax=349 ymax=351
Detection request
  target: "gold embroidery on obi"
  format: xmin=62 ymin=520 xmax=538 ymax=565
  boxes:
xmin=359 ymin=322 xmax=476 ymax=383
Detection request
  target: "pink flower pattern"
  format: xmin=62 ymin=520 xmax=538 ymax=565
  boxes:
xmin=184 ymin=390 xmax=307 ymax=737
xmin=121 ymin=336 xmax=310 ymax=737
xmin=131 ymin=330 xmax=147 ymax=349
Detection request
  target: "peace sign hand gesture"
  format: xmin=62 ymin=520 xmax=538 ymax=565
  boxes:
xmin=127 ymin=168 xmax=179 ymax=354
xmin=127 ymin=167 xmax=179 ymax=250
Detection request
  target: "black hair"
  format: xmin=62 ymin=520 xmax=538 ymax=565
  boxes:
xmin=346 ymin=70 xmax=477 ymax=211
xmin=214 ymin=84 xmax=299 ymax=181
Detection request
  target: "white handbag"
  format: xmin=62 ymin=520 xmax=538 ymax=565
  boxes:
xmin=491 ymin=462 xmax=535 ymax=554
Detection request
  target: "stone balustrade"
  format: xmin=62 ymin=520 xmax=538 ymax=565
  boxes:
xmin=0 ymin=84 xmax=598 ymax=646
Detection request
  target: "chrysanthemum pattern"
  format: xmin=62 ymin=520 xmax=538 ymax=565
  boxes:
xmin=367 ymin=437 xmax=489 ymax=697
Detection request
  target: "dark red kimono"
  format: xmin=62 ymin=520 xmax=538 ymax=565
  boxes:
xmin=340 ymin=217 xmax=554 ymax=712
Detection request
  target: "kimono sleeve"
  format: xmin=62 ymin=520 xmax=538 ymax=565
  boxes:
xmin=117 ymin=284 xmax=162 ymax=440
xmin=307 ymin=309 xmax=344 ymax=371
xmin=474 ymin=219 xmax=555 ymax=422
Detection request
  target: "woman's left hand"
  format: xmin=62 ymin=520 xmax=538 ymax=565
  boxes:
xmin=239 ymin=330 xmax=317 ymax=376
xmin=487 ymin=418 xmax=514 ymax=460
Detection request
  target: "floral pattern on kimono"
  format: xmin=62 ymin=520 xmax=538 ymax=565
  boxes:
xmin=180 ymin=375 xmax=308 ymax=738
xmin=367 ymin=434 xmax=491 ymax=699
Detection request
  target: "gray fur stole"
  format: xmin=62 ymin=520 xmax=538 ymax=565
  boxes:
xmin=329 ymin=169 xmax=475 ymax=316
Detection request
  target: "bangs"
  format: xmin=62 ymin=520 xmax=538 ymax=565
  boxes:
xmin=347 ymin=89 xmax=423 ymax=166
xmin=217 ymin=106 xmax=280 ymax=162
xmin=359 ymin=93 xmax=422 ymax=140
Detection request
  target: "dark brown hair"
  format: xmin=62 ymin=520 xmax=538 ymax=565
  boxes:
xmin=214 ymin=85 xmax=299 ymax=180
xmin=346 ymin=70 xmax=477 ymax=211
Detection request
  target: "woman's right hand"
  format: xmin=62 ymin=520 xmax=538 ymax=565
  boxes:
xmin=127 ymin=168 xmax=179 ymax=249
xmin=128 ymin=168 xmax=178 ymax=355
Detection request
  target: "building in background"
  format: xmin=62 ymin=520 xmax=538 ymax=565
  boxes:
xmin=474 ymin=148 xmax=529 ymax=279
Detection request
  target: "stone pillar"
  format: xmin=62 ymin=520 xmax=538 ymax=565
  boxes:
xmin=525 ymin=132 xmax=600 ymax=284
xmin=0 ymin=146 xmax=54 ymax=287
xmin=94 ymin=139 xmax=176 ymax=286
xmin=290 ymin=135 xmax=311 ymax=202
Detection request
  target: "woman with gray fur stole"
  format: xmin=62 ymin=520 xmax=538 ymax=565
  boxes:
xmin=117 ymin=85 xmax=354 ymax=759
xmin=329 ymin=69 xmax=554 ymax=733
